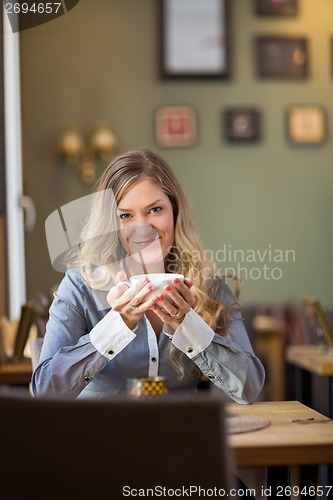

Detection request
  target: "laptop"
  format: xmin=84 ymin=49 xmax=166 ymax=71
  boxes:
xmin=302 ymin=296 xmax=333 ymax=349
xmin=0 ymin=389 xmax=232 ymax=498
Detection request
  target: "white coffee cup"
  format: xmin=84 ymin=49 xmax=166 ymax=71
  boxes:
xmin=129 ymin=273 xmax=184 ymax=302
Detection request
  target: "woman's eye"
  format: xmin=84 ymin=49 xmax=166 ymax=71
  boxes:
xmin=150 ymin=207 xmax=162 ymax=214
xmin=119 ymin=213 xmax=132 ymax=220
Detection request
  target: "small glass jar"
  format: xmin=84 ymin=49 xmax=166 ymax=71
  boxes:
xmin=127 ymin=376 xmax=169 ymax=399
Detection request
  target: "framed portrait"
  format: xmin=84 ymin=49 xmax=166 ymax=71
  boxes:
xmin=287 ymin=105 xmax=326 ymax=145
xmin=256 ymin=36 xmax=308 ymax=78
xmin=255 ymin=0 xmax=298 ymax=17
xmin=154 ymin=105 xmax=198 ymax=148
xmin=225 ymin=108 xmax=262 ymax=142
xmin=159 ymin=0 xmax=231 ymax=78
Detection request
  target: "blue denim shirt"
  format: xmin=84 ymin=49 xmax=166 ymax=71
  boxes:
xmin=32 ymin=269 xmax=265 ymax=402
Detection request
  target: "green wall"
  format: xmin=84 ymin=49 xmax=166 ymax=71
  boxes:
xmin=20 ymin=0 xmax=333 ymax=306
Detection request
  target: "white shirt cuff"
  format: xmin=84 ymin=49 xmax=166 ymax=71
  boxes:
xmin=90 ymin=309 xmax=137 ymax=360
xmin=171 ymin=309 xmax=215 ymax=359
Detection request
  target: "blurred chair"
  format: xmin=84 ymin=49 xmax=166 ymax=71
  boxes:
xmin=12 ymin=303 xmax=36 ymax=361
xmin=0 ymin=316 xmax=18 ymax=362
xmin=0 ymin=294 xmax=49 ymax=365
xmin=253 ymin=315 xmax=286 ymax=401
xmin=242 ymin=302 xmax=290 ymax=401
xmin=0 ymin=390 xmax=232 ymax=499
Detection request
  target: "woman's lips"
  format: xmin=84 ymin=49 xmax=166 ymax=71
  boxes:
xmin=131 ymin=238 xmax=160 ymax=248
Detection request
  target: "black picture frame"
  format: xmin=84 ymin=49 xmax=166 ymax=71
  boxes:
xmin=159 ymin=0 xmax=231 ymax=78
xmin=225 ymin=108 xmax=262 ymax=142
xmin=286 ymin=105 xmax=327 ymax=145
xmin=256 ymin=36 xmax=308 ymax=78
xmin=255 ymin=0 xmax=298 ymax=17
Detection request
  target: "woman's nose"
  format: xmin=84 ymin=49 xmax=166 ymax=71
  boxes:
xmin=135 ymin=214 xmax=149 ymax=227
xmin=132 ymin=224 xmax=157 ymax=239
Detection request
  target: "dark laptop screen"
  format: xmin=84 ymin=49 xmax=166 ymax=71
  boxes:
xmin=0 ymin=390 xmax=232 ymax=498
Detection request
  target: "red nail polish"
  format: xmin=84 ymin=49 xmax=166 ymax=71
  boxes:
xmin=152 ymin=305 xmax=157 ymax=311
xmin=173 ymin=278 xmax=179 ymax=285
xmin=158 ymin=295 xmax=164 ymax=301
xmin=148 ymin=284 xmax=153 ymax=291
xmin=165 ymin=285 xmax=171 ymax=292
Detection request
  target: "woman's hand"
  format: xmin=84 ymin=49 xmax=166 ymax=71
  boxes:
xmin=107 ymin=271 xmax=159 ymax=329
xmin=150 ymin=277 xmax=195 ymax=330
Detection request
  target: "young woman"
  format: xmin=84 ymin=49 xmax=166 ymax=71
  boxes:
xmin=32 ymin=149 xmax=265 ymax=400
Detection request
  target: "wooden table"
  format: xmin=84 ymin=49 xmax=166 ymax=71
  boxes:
xmin=286 ymin=345 xmax=333 ymax=418
xmin=227 ymin=400 xmax=333 ymax=468
xmin=0 ymin=359 xmax=32 ymax=385
xmin=228 ymin=401 xmax=333 ymax=498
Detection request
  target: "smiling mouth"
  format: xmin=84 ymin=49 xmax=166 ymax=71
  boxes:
xmin=131 ymin=238 xmax=160 ymax=248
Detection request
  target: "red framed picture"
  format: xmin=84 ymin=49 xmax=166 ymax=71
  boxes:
xmin=154 ymin=105 xmax=198 ymax=148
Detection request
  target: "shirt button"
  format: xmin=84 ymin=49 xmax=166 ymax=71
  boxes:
xmin=187 ymin=347 xmax=193 ymax=353
xmin=84 ymin=376 xmax=91 ymax=382
xmin=208 ymin=374 xmax=215 ymax=380
xmin=151 ymin=357 xmax=157 ymax=363
xmin=108 ymin=349 xmax=114 ymax=355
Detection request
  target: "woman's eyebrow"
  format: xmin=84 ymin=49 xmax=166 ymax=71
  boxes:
xmin=117 ymin=199 xmax=164 ymax=212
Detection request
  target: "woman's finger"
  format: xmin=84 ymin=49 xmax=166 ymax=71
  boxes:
xmin=107 ymin=283 xmax=128 ymax=303
xmin=129 ymin=282 xmax=155 ymax=306
xmin=160 ymin=288 xmax=191 ymax=316
xmin=150 ymin=302 xmax=186 ymax=329
xmin=165 ymin=279 xmax=195 ymax=308
xmin=107 ymin=272 xmax=130 ymax=304
xmin=184 ymin=277 xmax=193 ymax=289
xmin=115 ymin=271 xmax=131 ymax=288
xmin=108 ymin=277 xmax=151 ymax=308
xmin=115 ymin=270 xmax=128 ymax=283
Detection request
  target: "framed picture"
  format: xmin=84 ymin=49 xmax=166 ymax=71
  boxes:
xmin=159 ymin=0 xmax=231 ymax=78
xmin=287 ymin=105 xmax=326 ymax=145
xmin=225 ymin=108 xmax=262 ymax=142
xmin=255 ymin=0 xmax=298 ymax=17
xmin=256 ymin=36 xmax=308 ymax=78
xmin=154 ymin=105 xmax=198 ymax=148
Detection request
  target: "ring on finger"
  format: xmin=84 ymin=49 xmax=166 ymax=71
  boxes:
xmin=171 ymin=309 xmax=182 ymax=318
xmin=117 ymin=280 xmax=130 ymax=288
xmin=130 ymin=304 xmax=137 ymax=310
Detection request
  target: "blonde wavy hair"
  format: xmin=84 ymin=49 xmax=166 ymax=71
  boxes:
xmin=74 ymin=150 xmax=236 ymax=350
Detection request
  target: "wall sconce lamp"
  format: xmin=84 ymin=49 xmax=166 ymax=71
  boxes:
xmin=58 ymin=122 xmax=117 ymax=184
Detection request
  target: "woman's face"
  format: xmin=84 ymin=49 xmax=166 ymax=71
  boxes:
xmin=117 ymin=179 xmax=175 ymax=268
